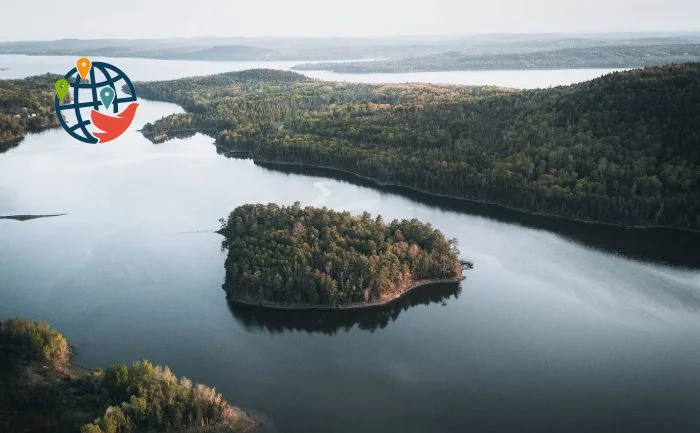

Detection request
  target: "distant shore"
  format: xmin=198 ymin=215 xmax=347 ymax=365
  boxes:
xmin=226 ymin=274 xmax=466 ymax=311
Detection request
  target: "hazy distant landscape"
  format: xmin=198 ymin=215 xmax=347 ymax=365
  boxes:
xmin=293 ymin=43 xmax=700 ymax=72
xmin=2 ymin=33 xmax=700 ymax=70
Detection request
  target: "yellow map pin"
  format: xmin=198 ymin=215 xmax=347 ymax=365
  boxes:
xmin=76 ymin=57 xmax=91 ymax=80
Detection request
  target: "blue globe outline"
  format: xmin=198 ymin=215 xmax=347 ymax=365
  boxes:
xmin=54 ymin=61 xmax=138 ymax=144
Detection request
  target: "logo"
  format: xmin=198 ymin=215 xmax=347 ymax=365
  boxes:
xmin=54 ymin=57 xmax=138 ymax=143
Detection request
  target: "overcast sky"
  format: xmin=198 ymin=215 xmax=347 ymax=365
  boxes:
xmin=3 ymin=0 xmax=699 ymax=40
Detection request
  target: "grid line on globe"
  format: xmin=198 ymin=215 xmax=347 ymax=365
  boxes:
xmin=54 ymin=61 xmax=137 ymax=144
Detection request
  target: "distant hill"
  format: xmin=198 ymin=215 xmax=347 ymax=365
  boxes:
xmin=136 ymin=64 xmax=700 ymax=230
xmin=292 ymin=44 xmax=700 ymax=72
xmin=153 ymin=45 xmax=275 ymax=61
xmin=3 ymin=34 xmax=700 ymax=62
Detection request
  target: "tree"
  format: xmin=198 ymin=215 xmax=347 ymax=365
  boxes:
xmin=80 ymin=424 xmax=104 ymax=433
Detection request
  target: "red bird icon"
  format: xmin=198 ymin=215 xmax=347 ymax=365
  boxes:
xmin=90 ymin=102 xmax=139 ymax=143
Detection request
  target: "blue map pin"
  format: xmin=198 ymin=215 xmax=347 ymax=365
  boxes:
xmin=99 ymin=87 xmax=115 ymax=110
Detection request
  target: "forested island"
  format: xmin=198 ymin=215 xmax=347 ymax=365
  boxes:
xmin=292 ymin=44 xmax=700 ymax=72
xmin=137 ymin=64 xmax=700 ymax=230
xmin=218 ymin=203 xmax=463 ymax=308
xmin=0 ymin=74 xmax=60 ymax=151
xmin=0 ymin=317 xmax=258 ymax=433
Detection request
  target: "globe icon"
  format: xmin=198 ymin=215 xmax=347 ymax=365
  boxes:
xmin=54 ymin=61 xmax=137 ymax=144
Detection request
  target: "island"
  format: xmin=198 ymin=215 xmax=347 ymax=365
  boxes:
xmin=0 ymin=74 xmax=60 ymax=152
xmin=0 ymin=317 xmax=259 ymax=433
xmin=137 ymin=64 xmax=700 ymax=231
xmin=218 ymin=203 xmax=463 ymax=308
xmin=0 ymin=213 xmax=66 ymax=221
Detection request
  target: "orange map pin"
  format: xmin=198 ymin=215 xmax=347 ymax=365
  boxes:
xmin=76 ymin=57 xmax=91 ymax=80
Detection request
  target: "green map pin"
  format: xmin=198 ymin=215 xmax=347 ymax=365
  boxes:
xmin=55 ymin=79 xmax=69 ymax=101
xmin=99 ymin=87 xmax=115 ymax=110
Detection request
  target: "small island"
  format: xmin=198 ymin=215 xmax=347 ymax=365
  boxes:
xmin=219 ymin=203 xmax=464 ymax=309
xmin=0 ymin=318 xmax=258 ymax=433
xmin=0 ymin=213 xmax=66 ymax=221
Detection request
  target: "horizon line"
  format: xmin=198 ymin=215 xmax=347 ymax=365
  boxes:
xmin=2 ymin=29 xmax=700 ymax=43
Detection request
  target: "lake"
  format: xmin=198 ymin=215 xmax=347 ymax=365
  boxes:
xmin=0 ymin=55 xmax=699 ymax=433
xmin=0 ymin=54 xmax=623 ymax=88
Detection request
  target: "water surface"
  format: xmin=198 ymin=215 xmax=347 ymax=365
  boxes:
xmin=0 ymin=56 xmax=698 ymax=433
xmin=0 ymin=54 xmax=622 ymax=88
xmin=300 ymin=68 xmax=627 ymax=88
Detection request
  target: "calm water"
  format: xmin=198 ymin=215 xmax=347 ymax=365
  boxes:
xmin=1 ymin=56 xmax=699 ymax=433
xmin=300 ymin=68 xmax=627 ymax=88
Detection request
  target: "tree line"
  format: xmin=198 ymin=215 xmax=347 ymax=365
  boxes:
xmin=81 ymin=360 xmax=243 ymax=433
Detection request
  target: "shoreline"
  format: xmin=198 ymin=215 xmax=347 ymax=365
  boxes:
xmin=226 ymin=275 xmax=465 ymax=311
xmin=249 ymin=158 xmax=700 ymax=234
xmin=291 ymin=65 xmax=632 ymax=73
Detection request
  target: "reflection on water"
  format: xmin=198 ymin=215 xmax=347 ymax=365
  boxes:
xmin=228 ymin=282 xmax=462 ymax=335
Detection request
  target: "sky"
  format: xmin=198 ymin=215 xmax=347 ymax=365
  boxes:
xmin=3 ymin=0 xmax=699 ymax=40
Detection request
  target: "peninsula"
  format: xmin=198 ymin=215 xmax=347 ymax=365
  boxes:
xmin=137 ymin=64 xmax=700 ymax=231
xmin=219 ymin=203 xmax=463 ymax=308
xmin=0 ymin=318 xmax=259 ymax=433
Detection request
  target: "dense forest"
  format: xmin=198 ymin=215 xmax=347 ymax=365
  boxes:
xmin=0 ymin=318 xmax=257 ymax=433
xmin=292 ymin=44 xmax=700 ymax=72
xmin=137 ymin=65 xmax=700 ymax=230
xmin=0 ymin=74 xmax=60 ymax=150
xmin=219 ymin=203 xmax=463 ymax=307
